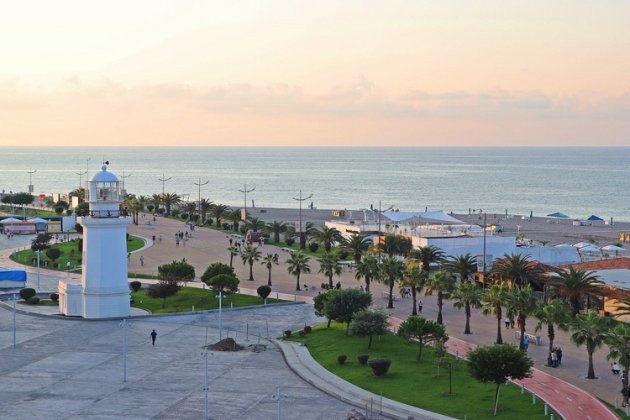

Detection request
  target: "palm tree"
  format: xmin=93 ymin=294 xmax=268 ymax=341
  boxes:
xmin=227 ymin=210 xmax=242 ymax=232
xmin=261 ymin=253 xmax=279 ymax=286
xmin=491 ymin=253 xmax=544 ymax=288
xmin=286 ymin=251 xmax=310 ymax=291
xmin=151 ymin=193 xmax=162 ymax=211
xmin=318 ymin=251 xmax=342 ymax=288
xmin=287 ymin=222 xmax=317 ymax=249
xmin=443 ymin=253 xmax=477 ymax=283
xmin=411 ymin=245 xmax=445 ymax=272
xmin=315 ymin=226 xmax=343 ymax=252
xmin=354 ymin=254 xmax=379 ymax=293
xmin=380 ymin=234 xmax=413 ymax=257
xmin=245 ymin=216 xmax=266 ymax=232
xmin=534 ymin=299 xmax=571 ymax=366
xmin=199 ymin=199 xmax=214 ymax=224
xmin=137 ymin=195 xmax=149 ymax=212
xmin=606 ymin=323 xmax=630 ymax=388
xmin=266 ymin=220 xmax=287 ymax=243
xmin=227 ymin=246 xmax=238 ymax=268
xmin=343 ymin=233 xmax=372 ymax=264
xmin=161 ymin=193 xmax=181 ymax=216
xmin=241 ymin=245 xmax=262 ymax=281
xmin=402 ymin=264 xmax=428 ymax=316
xmin=425 ymin=270 xmax=456 ymax=324
xmin=570 ymin=310 xmax=612 ymax=379
xmin=379 ymin=256 xmax=405 ymax=309
xmin=212 ymin=204 xmax=230 ymax=227
xmin=481 ymin=283 xmax=510 ymax=344
xmin=552 ymin=267 xmax=604 ymax=317
xmin=452 ymin=281 xmax=483 ymax=334
xmin=184 ymin=201 xmax=197 ymax=219
xmin=122 ymin=195 xmax=141 ymax=225
xmin=506 ymin=284 xmax=540 ymax=351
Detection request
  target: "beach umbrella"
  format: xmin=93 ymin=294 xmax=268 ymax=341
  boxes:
xmin=586 ymin=215 xmax=604 ymax=221
xmin=602 ymin=245 xmax=625 ymax=252
xmin=547 ymin=212 xmax=570 ymax=218
xmin=578 ymin=244 xmax=601 ymax=253
xmin=573 ymin=242 xmax=592 ymax=249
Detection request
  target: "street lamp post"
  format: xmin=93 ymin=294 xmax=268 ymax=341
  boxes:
xmin=482 ymin=212 xmax=487 ymax=283
xmin=12 ymin=293 xmax=17 ymax=349
xmin=36 ymin=250 xmax=40 ymax=290
xmin=201 ymin=350 xmax=209 ymax=420
xmin=194 ymin=177 xmax=209 ymax=217
xmin=119 ymin=319 xmax=130 ymax=382
xmin=237 ymin=184 xmax=255 ymax=220
xmin=216 ymin=291 xmax=223 ymax=340
xmin=27 ymin=168 xmax=36 ymax=194
xmin=120 ymin=171 xmax=131 ymax=197
xmin=272 ymin=387 xmax=288 ymax=420
xmin=158 ymin=173 xmax=172 ymax=212
xmin=375 ymin=200 xmax=393 ymax=261
xmin=292 ymin=190 xmax=312 ymax=249
xmin=75 ymin=170 xmax=87 ymax=202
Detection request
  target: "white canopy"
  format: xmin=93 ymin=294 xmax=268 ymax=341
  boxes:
xmin=602 ymin=245 xmax=625 ymax=252
xmin=27 ymin=218 xmax=48 ymax=223
xmin=578 ymin=244 xmax=601 ymax=253
xmin=381 ymin=210 xmax=465 ymax=225
xmin=573 ymin=242 xmax=592 ymax=249
xmin=0 ymin=217 xmax=22 ymax=224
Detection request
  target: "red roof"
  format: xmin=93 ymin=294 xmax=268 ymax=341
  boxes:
xmin=561 ymin=257 xmax=630 ymax=271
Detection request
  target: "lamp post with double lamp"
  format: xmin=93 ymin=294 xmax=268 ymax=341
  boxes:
xmin=158 ymin=173 xmax=172 ymax=212
xmin=195 ymin=177 xmax=209 ymax=218
xmin=375 ymin=200 xmax=394 ymax=262
xmin=216 ymin=291 xmax=223 ymax=340
xmin=201 ymin=349 xmax=209 ymax=420
xmin=238 ymin=184 xmax=255 ymax=220
xmin=120 ymin=171 xmax=131 ymax=198
xmin=293 ymin=190 xmax=313 ymax=249
xmin=119 ymin=319 xmax=130 ymax=382
xmin=25 ymin=169 xmax=36 ymax=219
xmin=76 ymin=170 xmax=87 ymax=203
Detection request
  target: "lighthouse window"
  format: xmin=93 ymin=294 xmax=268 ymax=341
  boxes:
xmin=96 ymin=182 xmax=119 ymax=201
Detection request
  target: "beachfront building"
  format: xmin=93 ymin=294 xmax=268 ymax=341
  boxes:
xmin=58 ymin=165 xmax=132 ymax=318
xmin=325 ymin=210 xmax=517 ymax=264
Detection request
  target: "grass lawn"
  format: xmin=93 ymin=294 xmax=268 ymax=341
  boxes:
xmin=10 ymin=236 xmax=145 ymax=272
xmin=290 ymin=323 xmax=556 ymax=419
xmin=131 ymin=286 xmax=286 ymax=314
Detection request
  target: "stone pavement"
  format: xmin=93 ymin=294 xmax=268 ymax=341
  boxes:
xmin=0 ymin=304 xmax=360 ymax=419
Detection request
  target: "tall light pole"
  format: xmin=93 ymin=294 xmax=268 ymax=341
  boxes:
xmin=194 ymin=177 xmax=209 ymax=216
xmin=120 ymin=319 xmax=130 ymax=382
xmin=12 ymin=293 xmax=17 ymax=350
xmin=120 ymin=171 xmax=131 ymax=197
xmin=216 ymin=291 xmax=223 ymax=340
xmin=375 ymin=200 xmax=393 ymax=261
xmin=36 ymin=250 xmax=40 ymax=290
xmin=158 ymin=173 xmax=172 ymax=211
xmin=482 ymin=212 xmax=487 ymax=285
xmin=75 ymin=170 xmax=87 ymax=203
xmin=27 ymin=168 xmax=36 ymax=194
xmin=201 ymin=349 xmax=209 ymax=420
xmin=238 ymin=184 xmax=255 ymax=220
xmin=292 ymin=190 xmax=312 ymax=249
xmin=272 ymin=387 xmax=288 ymax=420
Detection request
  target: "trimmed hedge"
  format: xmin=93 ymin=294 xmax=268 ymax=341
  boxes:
xmin=357 ymin=354 xmax=370 ymax=365
xmin=368 ymin=358 xmax=391 ymax=376
xmin=19 ymin=288 xmax=36 ymax=301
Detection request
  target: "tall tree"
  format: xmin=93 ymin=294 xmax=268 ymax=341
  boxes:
xmin=452 ymin=281 xmax=483 ymax=334
xmin=606 ymin=323 xmax=630 ymax=388
xmin=570 ymin=310 xmax=612 ymax=379
xmin=265 ymin=220 xmax=287 ymax=243
xmin=211 ymin=204 xmax=230 ymax=227
xmin=286 ymin=251 xmax=310 ymax=291
xmin=481 ymin=283 xmax=510 ymax=344
xmin=425 ymin=270 xmax=456 ymax=324
xmin=410 ymin=245 xmax=445 ymax=272
xmin=443 ymin=253 xmax=477 ymax=283
xmin=241 ymin=245 xmax=262 ymax=281
xmin=380 ymin=234 xmax=412 ymax=257
xmin=315 ymin=226 xmax=343 ymax=252
xmin=157 ymin=259 xmax=195 ymax=286
xmin=227 ymin=210 xmax=242 ymax=232
xmin=468 ymin=344 xmax=534 ymax=415
xmin=534 ymin=299 xmax=571 ymax=366
xmin=227 ymin=246 xmax=238 ymax=268
xmin=349 ymin=308 xmax=389 ymax=349
xmin=199 ymin=198 xmax=214 ymax=224
xmin=245 ymin=216 xmax=266 ymax=232
xmin=318 ymin=251 xmax=342 ymax=288
xmin=402 ymin=264 xmax=428 ymax=316
xmin=313 ymin=289 xmax=338 ymax=328
xmin=491 ymin=253 xmax=544 ymax=288
xmin=343 ymin=233 xmax=372 ymax=264
xmin=397 ymin=316 xmax=448 ymax=361
xmin=552 ymin=267 xmax=604 ymax=317
xmin=506 ymin=284 xmax=539 ymax=351
xmin=379 ymin=256 xmax=405 ymax=309
xmin=261 ymin=253 xmax=279 ymax=286
xmin=354 ymin=254 xmax=379 ymax=293
xmin=161 ymin=193 xmax=181 ymax=216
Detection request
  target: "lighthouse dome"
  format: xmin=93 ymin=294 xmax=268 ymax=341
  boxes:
xmin=90 ymin=165 xmax=120 ymax=183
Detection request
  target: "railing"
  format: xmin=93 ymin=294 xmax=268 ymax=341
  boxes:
xmin=88 ymin=210 xmax=129 ymax=218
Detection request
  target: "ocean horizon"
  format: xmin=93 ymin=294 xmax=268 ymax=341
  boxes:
xmin=1 ymin=146 xmax=629 ymax=221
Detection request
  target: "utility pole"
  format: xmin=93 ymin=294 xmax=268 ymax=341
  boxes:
xmin=237 ymin=184 xmax=255 ymax=220
xmin=292 ymin=190 xmax=312 ymax=249
xmin=75 ymin=170 xmax=87 ymax=202
xmin=27 ymin=168 xmax=36 ymax=193
xmin=120 ymin=171 xmax=131 ymax=197
xmin=375 ymin=200 xmax=393 ymax=262
xmin=194 ymin=177 xmax=209 ymax=216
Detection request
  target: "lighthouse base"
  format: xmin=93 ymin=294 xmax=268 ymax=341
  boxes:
xmin=59 ymin=280 xmax=130 ymax=319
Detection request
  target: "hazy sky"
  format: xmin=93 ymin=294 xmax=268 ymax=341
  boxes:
xmin=1 ymin=1 xmax=629 ymax=147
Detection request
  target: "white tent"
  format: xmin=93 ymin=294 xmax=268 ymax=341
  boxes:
xmin=381 ymin=210 xmax=465 ymax=225
xmin=573 ymin=242 xmax=592 ymax=249
xmin=578 ymin=244 xmax=601 ymax=253
xmin=0 ymin=217 xmax=22 ymax=223
xmin=27 ymin=218 xmax=49 ymax=224
xmin=602 ymin=245 xmax=625 ymax=252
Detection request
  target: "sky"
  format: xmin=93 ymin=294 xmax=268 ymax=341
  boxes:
xmin=1 ymin=1 xmax=629 ymax=147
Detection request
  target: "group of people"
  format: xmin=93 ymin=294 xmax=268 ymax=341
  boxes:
xmin=550 ymin=347 xmax=563 ymax=368
xmin=504 ymin=317 xmax=516 ymax=329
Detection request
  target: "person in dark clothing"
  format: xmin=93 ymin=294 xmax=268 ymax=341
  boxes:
xmin=556 ymin=347 xmax=562 ymax=365
xmin=418 ymin=300 xmax=423 ymax=313
xmin=150 ymin=329 xmax=157 ymax=346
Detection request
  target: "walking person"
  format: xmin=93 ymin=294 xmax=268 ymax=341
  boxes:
xmin=556 ymin=347 xmax=562 ymax=365
xmin=418 ymin=300 xmax=423 ymax=313
xmin=551 ymin=349 xmax=558 ymax=368
xmin=150 ymin=329 xmax=157 ymax=346
xmin=140 ymin=255 xmax=145 ymax=266
xmin=509 ymin=317 xmax=515 ymax=329
xmin=504 ymin=317 xmax=510 ymax=328
xmin=523 ymin=335 xmax=529 ymax=351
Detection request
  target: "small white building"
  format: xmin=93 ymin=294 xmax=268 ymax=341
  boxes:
xmin=58 ymin=164 xmax=132 ymax=318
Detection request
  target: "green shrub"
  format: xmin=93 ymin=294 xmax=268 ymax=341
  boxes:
xmin=308 ymin=242 xmax=319 ymax=252
xmin=304 ymin=325 xmax=312 ymax=334
xmin=257 ymin=285 xmax=272 ymax=300
xmin=129 ymin=281 xmax=142 ymax=292
xmin=339 ymin=250 xmax=350 ymax=260
xmin=368 ymin=358 xmax=391 ymax=376
xmin=284 ymin=330 xmax=292 ymax=338
xmin=285 ymin=237 xmax=295 ymax=246
xmin=298 ymin=330 xmax=306 ymax=337
xmin=357 ymin=354 xmax=370 ymax=365
xmin=337 ymin=354 xmax=347 ymax=365
xmin=19 ymin=288 xmax=36 ymax=301
xmin=49 ymin=293 xmax=59 ymax=302
xmin=180 ymin=213 xmax=188 ymax=220
xmin=26 ymin=296 xmax=40 ymax=305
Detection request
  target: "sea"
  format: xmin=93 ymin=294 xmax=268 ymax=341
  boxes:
xmin=1 ymin=147 xmax=629 ymax=221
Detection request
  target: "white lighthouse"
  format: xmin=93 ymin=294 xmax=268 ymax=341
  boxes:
xmin=59 ymin=164 xmax=132 ymax=318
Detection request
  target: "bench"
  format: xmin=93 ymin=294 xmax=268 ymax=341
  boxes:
xmin=515 ymin=331 xmax=543 ymax=346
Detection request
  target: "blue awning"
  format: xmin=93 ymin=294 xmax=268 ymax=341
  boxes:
xmin=586 ymin=215 xmax=604 ymax=221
